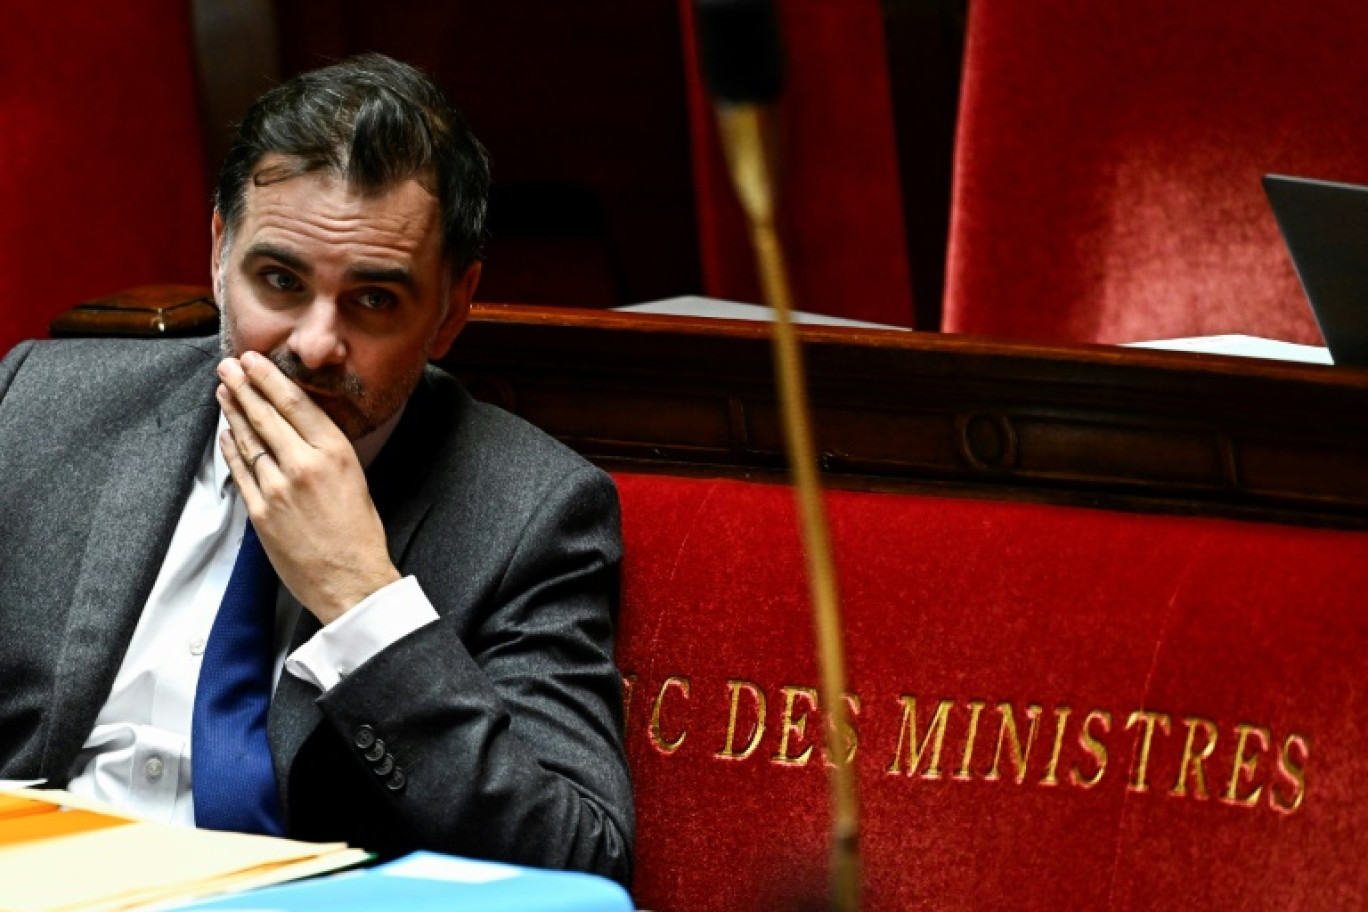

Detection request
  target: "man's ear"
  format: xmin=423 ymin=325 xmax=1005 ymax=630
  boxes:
xmin=429 ymin=260 xmax=482 ymax=360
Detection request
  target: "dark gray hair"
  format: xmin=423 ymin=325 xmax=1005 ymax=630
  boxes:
xmin=214 ymin=53 xmax=490 ymax=271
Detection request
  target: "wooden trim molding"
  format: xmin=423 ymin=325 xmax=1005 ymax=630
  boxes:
xmin=446 ymin=304 xmax=1368 ymax=528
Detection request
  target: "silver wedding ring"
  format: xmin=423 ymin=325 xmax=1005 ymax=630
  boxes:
xmin=247 ymin=450 xmax=269 ymax=470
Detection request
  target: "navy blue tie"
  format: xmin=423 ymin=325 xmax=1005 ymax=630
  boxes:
xmin=192 ymin=519 xmax=285 ymax=836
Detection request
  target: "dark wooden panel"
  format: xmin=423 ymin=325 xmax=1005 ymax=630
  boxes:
xmin=444 ymin=303 xmax=1368 ymax=528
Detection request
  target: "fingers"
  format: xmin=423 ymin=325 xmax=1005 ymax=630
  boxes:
xmin=217 ymin=381 xmax=270 ymax=465
xmin=218 ymin=357 xmax=305 ymax=463
xmin=219 ymin=378 xmax=283 ymax=511
xmin=217 ymin=376 xmax=289 ymax=510
xmin=220 ymin=428 xmax=269 ymax=512
xmin=229 ymin=351 xmax=338 ymax=445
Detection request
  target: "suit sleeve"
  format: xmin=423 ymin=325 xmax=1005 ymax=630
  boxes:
xmin=310 ymin=463 xmax=633 ymax=884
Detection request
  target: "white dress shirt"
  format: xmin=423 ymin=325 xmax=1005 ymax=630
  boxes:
xmin=65 ymin=408 xmax=439 ymax=826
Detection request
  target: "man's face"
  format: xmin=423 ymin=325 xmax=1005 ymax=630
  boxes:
xmin=212 ymin=157 xmax=479 ymax=440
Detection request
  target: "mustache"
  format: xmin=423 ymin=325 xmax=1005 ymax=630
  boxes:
xmin=268 ymin=349 xmax=365 ymax=398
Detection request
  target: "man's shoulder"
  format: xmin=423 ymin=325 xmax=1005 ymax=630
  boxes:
xmin=392 ymin=364 xmax=613 ymax=512
xmin=1 ymin=335 xmax=219 ymax=423
xmin=416 ymin=364 xmax=597 ymax=473
xmin=5 ymin=335 xmax=217 ymax=382
xmin=380 ymin=365 xmax=622 ymax=589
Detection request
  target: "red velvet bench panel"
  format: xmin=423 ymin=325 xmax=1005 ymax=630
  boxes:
xmin=612 ymin=472 xmax=1368 ymax=911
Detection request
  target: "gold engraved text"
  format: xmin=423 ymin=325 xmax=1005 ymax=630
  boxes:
xmin=649 ymin=676 xmax=689 ymax=754
xmin=955 ymin=701 xmax=987 ymax=780
xmin=772 ymin=686 xmax=819 ymax=767
xmin=1222 ymin=724 xmax=1269 ymax=808
xmin=824 ymin=693 xmax=861 ymax=768
xmin=664 ymin=679 xmax=1314 ymax=817
xmin=1070 ymin=710 xmax=1111 ymax=789
xmin=716 ymin=679 xmax=767 ymax=760
xmin=1170 ymin=716 xmax=1218 ymax=799
xmin=1040 ymin=706 xmax=1072 ymax=787
xmin=1271 ymin=733 xmax=1309 ymax=814
xmin=987 ymin=702 xmax=1043 ymax=784
xmin=887 ymin=697 xmax=952 ymax=779
xmin=1125 ymin=710 xmax=1171 ymax=793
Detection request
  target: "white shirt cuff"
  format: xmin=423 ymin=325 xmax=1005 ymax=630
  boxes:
xmin=284 ymin=575 xmax=439 ymax=692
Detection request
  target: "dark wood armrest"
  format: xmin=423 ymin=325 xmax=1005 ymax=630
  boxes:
xmin=49 ymin=285 xmax=218 ymax=338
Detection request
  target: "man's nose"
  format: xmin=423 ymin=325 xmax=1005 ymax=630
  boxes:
xmin=287 ymin=299 xmax=346 ymax=369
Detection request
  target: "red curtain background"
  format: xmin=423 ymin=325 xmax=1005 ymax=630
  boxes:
xmin=0 ymin=2 xmax=207 ymax=360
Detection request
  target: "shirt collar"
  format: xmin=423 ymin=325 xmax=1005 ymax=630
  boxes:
xmin=213 ymin=400 xmax=408 ymax=499
xmin=353 ymin=401 xmax=407 ymax=469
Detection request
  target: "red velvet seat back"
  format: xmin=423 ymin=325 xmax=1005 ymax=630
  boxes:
xmin=614 ymin=472 xmax=1368 ymax=910
xmin=0 ymin=3 xmax=207 ymax=358
xmin=944 ymin=1 xmax=1368 ymax=344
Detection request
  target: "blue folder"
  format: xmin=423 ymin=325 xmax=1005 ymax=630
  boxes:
xmin=175 ymin=851 xmax=634 ymax=912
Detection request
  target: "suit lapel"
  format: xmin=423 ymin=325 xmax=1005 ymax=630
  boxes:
xmin=367 ymin=372 xmax=455 ymax=563
xmin=40 ymin=354 xmax=219 ymax=782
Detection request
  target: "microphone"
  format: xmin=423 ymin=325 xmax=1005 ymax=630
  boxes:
xmin=694 ymin=0 xmax=784 ymax=105
xmin=692 ymin=4 xmax=861 ymax=912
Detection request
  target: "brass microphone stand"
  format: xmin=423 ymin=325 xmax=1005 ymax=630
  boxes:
xmin=714 ymin=102 xmax=860 ymax=912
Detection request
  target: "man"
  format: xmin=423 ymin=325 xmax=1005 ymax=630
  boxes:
xmin=0 ymin=54 xmax=633 ymax=884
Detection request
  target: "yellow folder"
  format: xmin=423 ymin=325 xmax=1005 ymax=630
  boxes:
xmin=0 ymin=788 xmax=369 ymax=912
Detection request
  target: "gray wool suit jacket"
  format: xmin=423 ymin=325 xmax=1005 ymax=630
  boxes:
xmin=0 ymin=335 xmax=633 ymax=884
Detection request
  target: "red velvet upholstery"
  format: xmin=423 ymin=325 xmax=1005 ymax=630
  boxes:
xmin=0 ymin=3 xmax=207 ymax=359
xmin=944 ymin=1 xmax=1368 ymax=344
xmin=678 ymin=0 xmax=916 ymax=327
xmin=614 ymin=472 xmax=1368 ymax=910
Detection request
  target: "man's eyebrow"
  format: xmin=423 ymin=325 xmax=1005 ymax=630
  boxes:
xmin=239 ymin=244 xmax=418 ymax=293
xmin=242 ymin=243 xmax=311 ymax=276
xmin=345 ymin=264 xmax=418 ymax=294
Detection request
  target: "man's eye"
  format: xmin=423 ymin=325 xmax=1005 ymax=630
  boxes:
xmin=263 ymin=271 xmax=301 ymax=292
xmin=356 ymin=290 xmax=397 ymax=310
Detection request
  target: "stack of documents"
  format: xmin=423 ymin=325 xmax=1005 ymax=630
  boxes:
xmin=0 ymin=788 xmax=368 ymax=912
xmin=1125 ymin=334 xmax=1333 ymax=363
